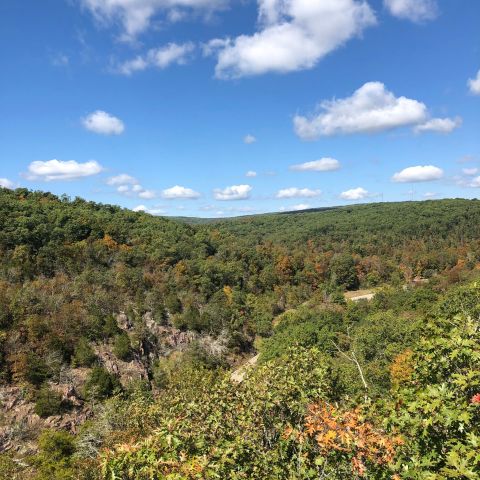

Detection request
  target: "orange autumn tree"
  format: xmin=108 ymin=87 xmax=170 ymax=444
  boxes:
xmin=301 ymin=402 xmax=402 ymax=478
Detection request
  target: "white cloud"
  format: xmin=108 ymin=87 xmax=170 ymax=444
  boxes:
xmin=384 ymin=0 xmax=438 ymax=23
xmin=133 ymin=205 xmax=148 ymax=212
xmin=414 ymin=116 xmax=462 ymax=134
xmin=291 ymin=203 xmax=311 ymax=211
xmin=0 ymin=178 xmax=14 ymax=189
xmin=117 ymin=42 xmax=195 ymax=75
xmin=213 ymin=184 xmax=252 ymax=200
xmin=290 ymin=157 xmax=340 ymax=171
xmin=276 ymin=187 xmax=321 ymax=199
xmin=279 ymin=203 xmax=312 ymax=212
xmin=463 ymin=168 xmax=479 ymax=176
xmin=82 ymin=110 xmax=125 ymax=135
xmin=392 ymin=165 xmax=444 ymax=183
xmin=340 ymin=187 xmax=370 ymax=200
xmin=25 ymin=159 xmax=103 ymax=181
xmin=207 ymin=0 xmax=376 ymax=79
xmin=107 ymin=174 xmax=139 ymax=185
xmin=80 ymin=0 xmax=228 ymax=40
xmin=108 ymin=173 xmax=160 ymax=198
xmin=132 ymin=204 xmax=166 ymax=215
xmin=468 ymin=70 xmax=480 ymax=95
xmin=423 ymin=192 xmax=437 ymax=198
xmin=294 ymin=82 xmax=428 ymax=139
xmin=244 ymin=134 xmax=257 ymax=144
xmin=162 ymin=185 xmax=201 ymax=199
xmin=138 ymin=189 xmax=157 ymax=199
xmin=470 ymin=177 xmax=480 ymax=188
xmin=246 ymin=170 xmax=257 ymax=177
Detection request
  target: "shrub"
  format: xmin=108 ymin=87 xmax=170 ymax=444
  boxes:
xmin=72 ymin=337 xmax=97 ymax=367
xmin=33 ymin=430 xmax=76 ymax=480
xmin=112 ymin=333 xmax=131 ymax=361
xmin=24 ymin=353 xmax=51 ymax=386
xmin=34 ymin=385 xmax=64 ymax=418
xmin=0 ymin=454 xmax=23 ymax=479
xmin=84 ymin=366 xmax=121 ymax=400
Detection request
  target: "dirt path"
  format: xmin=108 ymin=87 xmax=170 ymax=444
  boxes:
xmin=230 ymin=354 xmax=259 ymax=383
xmin=345 ymin=289 xmax=376 ymax=302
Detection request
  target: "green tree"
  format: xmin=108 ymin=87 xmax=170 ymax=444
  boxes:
xmin=34 ymin=385 xmax=64 ymax=418
xmin=84 ymin=366 xmax=121 ymax=400
xmin=330 ymin=254 xmax=359 ymax=290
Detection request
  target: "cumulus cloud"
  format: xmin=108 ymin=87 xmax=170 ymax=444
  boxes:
xmin=207 ymin=0 xmax=376 ymax=79
xmin=414 ymin=117 xmax=462 ymax=134
xmin=463 ymin=168 xmax=479 ymax=176
xmin=0 ymin=178 xmax=14 ymax=189
xmin=392 ymin=165 xmax=444 ymax=183
xmin=138 ymin=189 xmax=157 ymax=199
xmin=468 ymin=70 xmax=480 ymax=95
xmin=340 ymin=187 xmax=370 ymax=200
xmin=384 ymin=0 xmax=438 ymax=23
xmin=108 ymin=173 xmax=160 ymax=198
xmin=80 ymin=0 xmax=228 ymax=40
xmin=246 ymin=170 xmax=257 ymax=177
xmin=213 ymin=184 xmax=252 ymax=200
xmin=107 ymin=174 xmax=139 ymax=185
xmin=290 ymin=157 xmax=340 ymax=171
xmin=276 ymin=187 xmax=321 ymax=199
xmin=162 ymin=185 xmax=201 ymax=199
xmin=279 ymin=203 xmax=312 ymax=212
xmin=291 ymin=204 xmax=311 ymax=211
xmin=132 ymin=204 xmax=166 ymax=215
xmin=294 ymin=82 xmax=428 ymax=139
xmin=82 ymin=110 xmax=125 ymax=135
xmin=243 ymin=134 xmax=257 ymax=144
xmin=117 ymin=42 xmax=195 ymax=75
xmin=423 ymin=192 xmax=437 ymax=198
xmin=469 ymin=176 xmax=480 ymax=188
xmin=25 ymin=159 xmax=103 ymax=181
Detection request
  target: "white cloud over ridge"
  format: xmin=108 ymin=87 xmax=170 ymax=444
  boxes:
xmin=278 ymin=203 xmax=312 ymax=212
xmin=0 ymin=178 xmax=14 ymax=189
xmin=214 ymin=184 xmax=252 ymax=200
xmin=25 ymin=160 xmax=103 ymax=181
xmin=392 ymin=165 xmax=444 ymax=183
xmin=340 ymin=187 xmax=370 ymax=200
xmin=290 ymin=157 xmax=340 ymax=172
xmin=133 ymin=204 xmax=166 ymax=215
xmin=80 ymin=0 xmax=228 ymax=40
xmin=82 ymin=110 xmax=125 ymax=135
xmin=162 ymin=185 xmax=201 ymax=199
xmin=207 ymin=0 xmax=376 ymax=79
xmin=276 ymin=187 xmax=321 ymax=199
xmin=468 ymin=70 xmax=480 ymax=95
xmin=384 ymin=0 xmax=438 ymax=23
xmin=117 ymin=43 xmax=195 ymax=75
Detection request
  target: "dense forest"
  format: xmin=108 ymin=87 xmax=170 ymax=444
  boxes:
xmin=1 ymin=187 xmax=480 ymax=479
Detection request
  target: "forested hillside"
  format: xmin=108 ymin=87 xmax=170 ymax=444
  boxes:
xmin=1 ymin=188 xmax=480 ymax=479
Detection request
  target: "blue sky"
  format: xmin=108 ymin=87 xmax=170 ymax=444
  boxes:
xmin=0 ymin=0 xmax=479 ymax=217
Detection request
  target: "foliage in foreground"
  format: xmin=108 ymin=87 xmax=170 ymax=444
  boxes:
xmin=92 ymin=283 xmax=480 ymax=479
